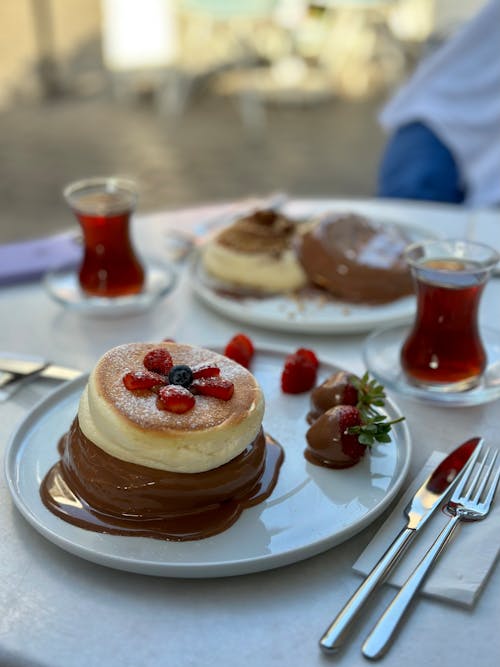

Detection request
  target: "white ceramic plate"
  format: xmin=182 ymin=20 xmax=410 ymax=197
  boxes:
xmin=5 ymin=347 xmax=411 ymax=578
xmin=191 ymin=216 xmax=436 ymax=334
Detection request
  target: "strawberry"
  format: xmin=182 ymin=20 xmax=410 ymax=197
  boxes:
xmin=157 ymin=385 xmax=195 ymax=413
xmin=122 ymin=370 xmax=165 ymax=391
xmin=281 ymin=348 xmax=318 ymax=394
xmin=296 ymin=348 xmax=319 ymax=369
xmin=224 ymin=333 xmax=254 ymax=368
xmin=191 ymin=364 xmax=221 ymax=379
xmin=190 ymin=377 xmax=234 ymax=400
xmin=143 ymin=348 xmax=173 ymax=375
xmin=306 ymin=404 xmax=404 ymax=468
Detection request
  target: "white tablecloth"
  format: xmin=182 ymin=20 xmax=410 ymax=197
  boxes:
xmin=1 ymin=199 xmax=499 ymax=667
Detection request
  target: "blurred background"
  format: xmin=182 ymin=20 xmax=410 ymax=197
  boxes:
xmin=0 ymin=0 xmax=486 ymax=242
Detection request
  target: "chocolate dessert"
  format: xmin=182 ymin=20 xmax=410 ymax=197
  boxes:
xmin=40 ymin=342 xmax=284 ymax=541
xmin=296 ymin=214 xmax=414 ymax=303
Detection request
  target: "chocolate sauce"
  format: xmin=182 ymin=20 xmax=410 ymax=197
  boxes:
xmin=40 ymin=420 xmax=284 ymax=541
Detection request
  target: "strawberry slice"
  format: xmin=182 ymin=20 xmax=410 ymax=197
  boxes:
xmin=143 ymin=348 xmax=173 ymax=375
xmin=281 ymin=349 xmax=318 ymax=394
xmin=191 ymin=364 xmax=221 ymax=379
xmin=157 ymin=385 xmax=195 ymax=413
xmin=224 ymin=333 xmax=254 ymax=368
xmin=190 ymin=377 xmax=234 ymax=400
xmin=123 ymin=370 xmax=165 ymax=391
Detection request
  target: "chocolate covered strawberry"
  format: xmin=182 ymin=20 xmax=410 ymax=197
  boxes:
xmin=305 ymin=403 xmax=403 ymax=469
xmin=307 ymin=371 xmax=387 ymax=423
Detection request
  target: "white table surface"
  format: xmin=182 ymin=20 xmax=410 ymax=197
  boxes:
xmin=1 ymin=198 xmax=499 ymax=667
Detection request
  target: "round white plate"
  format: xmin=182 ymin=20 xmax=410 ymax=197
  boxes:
xmin=363 ymin=325 xmax=500 ymax=407
xmin=43 ymin=259 xmax=176 ymax=317
xmin=5 ymin=347 xmax=411 ymax=578
xmin=191 ymin=218 xmax=436 ymax=334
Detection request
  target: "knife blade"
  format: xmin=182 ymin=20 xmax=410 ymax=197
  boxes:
xmin=319 ymin=436 xmax=483 ymax=654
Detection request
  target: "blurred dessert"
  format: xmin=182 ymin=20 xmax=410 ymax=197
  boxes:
xmin=296 ymin=214 xmax=414 ymax=303
xmin=40 ymin=342 xmax=283 ymax=541
xmin=202 ymin=208 xmax=307 ymax=292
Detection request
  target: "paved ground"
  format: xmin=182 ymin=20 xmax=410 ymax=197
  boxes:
xmin=0 ymin=89 xmax=386 ymax=243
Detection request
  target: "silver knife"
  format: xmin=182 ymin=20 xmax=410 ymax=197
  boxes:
xmin=0 ymin=357 xmax=83 ymax=400
xmin=319 ymin=436 xmax=483 ymax=654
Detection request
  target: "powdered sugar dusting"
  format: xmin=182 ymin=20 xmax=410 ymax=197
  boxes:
xmin=94 ymin=343 xmax=261 ymax=432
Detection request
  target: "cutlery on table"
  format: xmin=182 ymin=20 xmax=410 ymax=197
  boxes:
xmin=362 ymin=445 xmax=500 ymax=660
xmin=319 ymin=437 xmax=483 ymax=654
xmin=0 ymin=356 xmax=82 ymax=400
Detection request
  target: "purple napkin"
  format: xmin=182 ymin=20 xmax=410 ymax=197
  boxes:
xmin=0 ymin=232 xmax=82 ymax=286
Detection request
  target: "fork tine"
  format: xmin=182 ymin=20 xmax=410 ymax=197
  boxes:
xmin=451 ymin=441 xmax=484 ymax=502
xmin=472 ymin=450 xmax=499 ymax=503
xmin=462 ymin=448 xmax=490 ymax=501
xmin=482 ymin=462 xmax=500 ymax=510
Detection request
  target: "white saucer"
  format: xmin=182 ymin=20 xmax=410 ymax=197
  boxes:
xmin=43 ymin=260 xmax=176 ymax=317
xmin=363 ymin=324 xmax=500 ymax=407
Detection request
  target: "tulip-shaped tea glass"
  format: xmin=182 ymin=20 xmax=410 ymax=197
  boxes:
xmin=64 ymin=177 xmax=145 ymax=297
xmin=400 ymin=239 xmax=499 ymax=392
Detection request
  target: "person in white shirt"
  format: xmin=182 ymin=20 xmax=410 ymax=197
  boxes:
xmin=377 ymin=0 xmax=500 ymax=207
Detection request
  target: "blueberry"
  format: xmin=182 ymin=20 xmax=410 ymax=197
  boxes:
xmin=168 ymin=364 xmax=193 ymax=388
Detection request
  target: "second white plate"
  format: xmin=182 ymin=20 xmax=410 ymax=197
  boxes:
xmin=5 ymin=346 xmax=411 ymax=578
xmin=191 ymin=217 xmax=436 ymax=334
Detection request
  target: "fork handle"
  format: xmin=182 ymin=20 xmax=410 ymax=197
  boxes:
xmin=362 ymin=514 xmax=461 ymax=660
xmin=319 ymin=527 xmax=416 ymax=653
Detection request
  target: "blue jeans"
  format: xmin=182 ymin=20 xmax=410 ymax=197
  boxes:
xmin=377 ymin=121 xmax=465 ymax=203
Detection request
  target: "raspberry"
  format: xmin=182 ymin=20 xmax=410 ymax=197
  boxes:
xmin=157 ymin=385 xmax=195 ymax=413
xmin=190 ymin=377 xmax=234 ymax=401
xmin=281 ymin=350 xmax=318 ymax=394
xmin=191 ymin=364 xmax=221 ymax=379
xmin=143 ymin=348 xmax=173 ymax=375
xmin=224 ymin=333 xmax=255 ymax=368
xmin=123 ymin=371 xmax=165 ymax=391
xmin=296 ymin=348 xmax=319 ymax=369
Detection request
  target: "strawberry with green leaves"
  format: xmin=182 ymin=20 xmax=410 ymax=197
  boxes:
xmin=305 ymin=372 xmax=403 ymax=468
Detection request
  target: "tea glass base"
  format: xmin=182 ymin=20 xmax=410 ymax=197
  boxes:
xmin=43 ymin=259 xmax=176 ymax=317
xmin=363 ymin=324 xmax=500 ymax=407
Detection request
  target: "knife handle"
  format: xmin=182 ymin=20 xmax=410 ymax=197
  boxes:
xmin=319 ymin=527 xmax=416 ymax=653
xmin=362 ymin=515 xmax=461 ymax=660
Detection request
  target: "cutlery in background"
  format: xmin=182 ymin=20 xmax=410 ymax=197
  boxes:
xmin=0 ymin=356 xmax=83 ymax=401
xmin=319 ymin=436 xmax=483 ymax=654
xmin=362 ymin=444 xmax=499 ymax=659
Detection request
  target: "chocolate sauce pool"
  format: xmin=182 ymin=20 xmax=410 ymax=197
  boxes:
xmin=40 ymin=419 xmax=284 ymax=541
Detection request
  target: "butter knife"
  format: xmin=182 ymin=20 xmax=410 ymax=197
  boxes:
xmin=0 ymin=357 xmax=82 ymax=400
xmin=319 ymin=436 xmax=482 ymax=653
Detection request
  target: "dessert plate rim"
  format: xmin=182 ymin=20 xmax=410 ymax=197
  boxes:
xmin=191 ymin=216 xmax=437 ymax=335
xmin=4 ymin=345 xmax=411 ymax=578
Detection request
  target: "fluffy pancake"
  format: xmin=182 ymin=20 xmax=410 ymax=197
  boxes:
xmin=78 ymin=342 xmax=265 ymax=473
xmin=202 ymin=209 xmax=307 ymax=292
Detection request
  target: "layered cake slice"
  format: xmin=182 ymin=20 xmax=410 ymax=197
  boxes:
xmin=201 ymin=208 xmax=307 ymax=292
xmin=40 ymin=342 xmax=283 ymax=541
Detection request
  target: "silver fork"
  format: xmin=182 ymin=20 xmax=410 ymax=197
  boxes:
xmin=362 ymin=446 xmax=500 ymax=660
